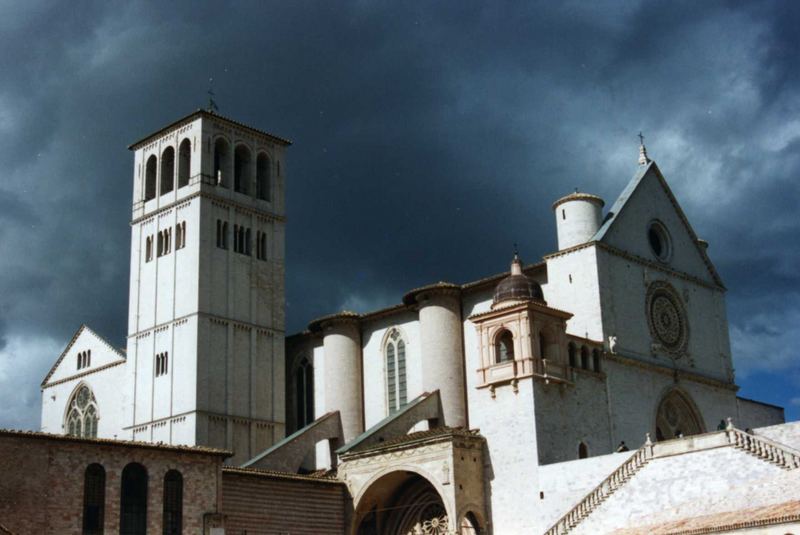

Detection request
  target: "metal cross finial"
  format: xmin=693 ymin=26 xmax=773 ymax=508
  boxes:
xmin=513 ymin=242 xmax=519 ymax=258
xmin=638 ymin=131 xmax=651 ymax=165
xmin=207 ymin=78 xmax=219 ymax=113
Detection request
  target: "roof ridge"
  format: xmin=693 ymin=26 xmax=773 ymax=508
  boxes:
xmin=41 ymin=324 xmax=126 ymax=387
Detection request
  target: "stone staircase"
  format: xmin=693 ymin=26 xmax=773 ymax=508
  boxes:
xmin=544 ymin=425 xmax=800 ymax=535
xmin=728 ymin=427 xmax=800 ymax=470
xmin=544 ymin=445 xmax=652 ymax=535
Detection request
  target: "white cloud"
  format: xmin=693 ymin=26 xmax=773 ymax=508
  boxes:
xmin=0 ymin=333 xmax=63 ymax=430
xmin=730 ymin=307 xmax=800 ymax=377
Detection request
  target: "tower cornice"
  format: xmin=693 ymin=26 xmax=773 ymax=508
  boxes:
xmin=128 ymin=109 xmax=292 ymax=151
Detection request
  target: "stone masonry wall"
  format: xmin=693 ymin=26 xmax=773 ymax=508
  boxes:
xmin=0 ymin=432 xmax=222 ymax=535
xmin=222 ymin=469 xmax=347 ymax=535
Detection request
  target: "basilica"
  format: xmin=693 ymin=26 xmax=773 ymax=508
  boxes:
xmin=2 ymin=110 xmax=798 ymax=534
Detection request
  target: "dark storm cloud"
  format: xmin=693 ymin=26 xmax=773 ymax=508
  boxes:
xmin=1 ymin=0 xmax=799 ymax=428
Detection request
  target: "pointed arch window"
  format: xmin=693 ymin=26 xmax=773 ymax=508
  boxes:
xmin=65 ymin=385 xmax=99 ymax=438
xmin=385 ymin=329 xmax=407 ymax=414
xmin=655 ymin=389 xmax=704 ymax=441
xmin=295 ymin=358 xmax=314 ymax=428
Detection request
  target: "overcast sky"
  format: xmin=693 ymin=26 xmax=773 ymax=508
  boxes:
xmin=1 ymin=0 xmax=798 ymax=429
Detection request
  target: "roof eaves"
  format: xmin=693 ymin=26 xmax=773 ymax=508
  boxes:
xmin=41 ymin=325 xmax=126 ymax=387
xmin=591 ymin=161 xmax=653 ymax=243
xmin=0 ymin=428 xmax=231 ymax=457
xmin=222 ymin=466 xmax=344 ymax=484
xmin=128 ymin=109 xmax=292 ymax=151
xmin=591 ymin=161 xmax=725 ymax=289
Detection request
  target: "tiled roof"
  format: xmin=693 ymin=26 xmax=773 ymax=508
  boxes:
xmin=402 ymin=281 xmax=461 ymax=305
xmin=222 ymin=466 xmax=344 ymax=484
xmin=612 ymin=500 xmax=800 ymax=535
xmin=295 ymin=262 xmax=546 ymax=337
xmin=552 ymin=191 xmax=605 ymax=210
xmin=0 ymin=429 xmax=231 ymax=457
xmin=341 ymin=427 xmax=483 ymax=458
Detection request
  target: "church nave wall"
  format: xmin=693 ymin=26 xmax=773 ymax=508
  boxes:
xmin=533 ymin=369 xmax=612 ymax=465
xmin=359 ymin=311 xmax=422 ymax=429
xmin=597 ymin=249 xmax=733 ymax=383
xmin=543 ymin=245 xmax=605 ymax=342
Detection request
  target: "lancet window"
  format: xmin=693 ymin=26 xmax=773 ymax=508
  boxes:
xmin=295 ymin=357 xmax=314 ymax=428
xmin=385 ymin=329 xmax=407 ymax=414
xmin=77 ymin=349 xmax=91 ymax=370
xmin=65 ymin=385 xmax=99 ymax=439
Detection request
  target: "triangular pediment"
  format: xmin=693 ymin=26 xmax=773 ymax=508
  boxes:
xmin=593 ymin=161 xmax=724 ymax=288
xmin=41 ymin=325 xmax=126 ymax=386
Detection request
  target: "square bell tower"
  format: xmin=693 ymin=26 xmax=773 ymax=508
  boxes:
xmin=124 ymin=110 xmax=291 ymax=464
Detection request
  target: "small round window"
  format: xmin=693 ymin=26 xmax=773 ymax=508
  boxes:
xmin=648 ymin=221 xmax=671 ymax=262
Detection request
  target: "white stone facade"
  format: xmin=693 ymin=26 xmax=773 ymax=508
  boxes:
xmin=42 ymin=111 xmax=290 ymax=466
xmin=285 ymin=155 xmax=786 ymax=533
xmin=39 ymin=113 xmax=790 ymax=533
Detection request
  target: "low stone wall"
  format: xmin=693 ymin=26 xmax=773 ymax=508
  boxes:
xmin=0 ymin=430 xmax=224 ymax=534
xmin=222 ymin=467 xmax=348 ymax=535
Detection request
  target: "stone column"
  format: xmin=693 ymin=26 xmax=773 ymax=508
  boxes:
xmin=406 ymin=283 xmax=466 ymax=428
xmin=312 ymin=312 xmax=363 ymax=443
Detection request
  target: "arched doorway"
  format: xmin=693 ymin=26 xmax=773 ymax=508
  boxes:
xmin=655 ymin=388 xmax=704 ymax=440
xmin=459 ymin=511 xmax=484 ymax=534
xmin=355 ymin=471 xmax=450 ymax=535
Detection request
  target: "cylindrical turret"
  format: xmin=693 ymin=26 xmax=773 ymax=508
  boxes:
xmin=552 ymin=192 xmax=605 ymax=250
xmin=404 ymin=283 xmax=466 ymax=428
xmin=309 ymin=311 xmax=363 ymax=443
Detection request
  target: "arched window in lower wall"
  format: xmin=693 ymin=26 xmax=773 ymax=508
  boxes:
xmin=82 ymin=463 xmax=105 ymax=535
xmin=120 ymin=463 xmax=148 ymax=535
xmin=578 ymin=442 xmax=589 ymax=459
xmin=162 ymin=470 xmax=183 ymax=535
